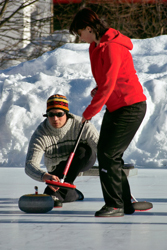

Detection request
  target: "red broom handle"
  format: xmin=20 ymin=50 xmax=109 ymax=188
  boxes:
xmin=61 ymin=121 xmax=87 ymax=180
xmin=63 ymin=152 xmax=75 ymax=176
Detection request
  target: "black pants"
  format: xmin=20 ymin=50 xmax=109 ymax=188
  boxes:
xmin=97 ymin=101 xmax=146 ymax=209
xmin=44 ymin=143 xmax=96 ymax=202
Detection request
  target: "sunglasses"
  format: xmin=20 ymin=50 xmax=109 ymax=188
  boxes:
xmin=47 ymin=112 xmax=66 ymax=118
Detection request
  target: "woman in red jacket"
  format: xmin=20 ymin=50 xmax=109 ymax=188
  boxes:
xmin=70 ymin=8 xmax=146 ymax=217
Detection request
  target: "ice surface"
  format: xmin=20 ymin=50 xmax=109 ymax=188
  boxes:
xmin=0 ymin=168 xmax=167 ymax=250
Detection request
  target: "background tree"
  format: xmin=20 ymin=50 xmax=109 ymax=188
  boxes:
xmin=0 ymin=0 xmax=167 ymax=70
xmin=0 ymin=0 xmax=53 ymax=69
xmin=53 ymin=0 xmax=167 ymax=39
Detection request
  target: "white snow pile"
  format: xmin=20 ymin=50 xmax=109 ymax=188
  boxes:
xmin=0 ymin=35 xmax=167 ymax=168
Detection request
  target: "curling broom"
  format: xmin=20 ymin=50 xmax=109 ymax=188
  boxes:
xmin=131 ymin=194 xmax=153 ymax=211
xmin=45 ymin=121 xmax=87 ymax=190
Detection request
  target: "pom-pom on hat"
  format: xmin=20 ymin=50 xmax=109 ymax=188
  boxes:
xmin=46 ymin=94 xmax=69 ymax=113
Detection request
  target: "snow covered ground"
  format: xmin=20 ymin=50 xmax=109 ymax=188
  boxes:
xmin=0 ymin=35 xmax=167 ymax=168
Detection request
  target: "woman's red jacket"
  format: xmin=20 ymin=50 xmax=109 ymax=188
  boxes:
xmin=83 ymin=28 xmax=146 ymax=120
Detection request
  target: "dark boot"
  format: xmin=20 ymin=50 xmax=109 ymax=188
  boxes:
xmin=95 ymin=205 xmax=124 ymax=217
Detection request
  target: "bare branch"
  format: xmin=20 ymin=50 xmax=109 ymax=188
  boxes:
xmin=0 ymin=0 xmax=39 ymax=28
xmin=0 ymin=0 xmax=10 ymax=20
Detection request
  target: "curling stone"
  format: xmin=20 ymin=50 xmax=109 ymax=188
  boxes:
xmin=18 ymin=186 xmax=54 ymax=213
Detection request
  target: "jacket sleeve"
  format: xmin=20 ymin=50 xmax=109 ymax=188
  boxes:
xmin=83 ymin=43 xmax=122 ymax=120
xmin=25 ymin=132 xmax=46 ymax=182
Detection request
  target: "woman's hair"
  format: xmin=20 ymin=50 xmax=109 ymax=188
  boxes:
xmin=69 ymin=8 xmax=109 ymax=40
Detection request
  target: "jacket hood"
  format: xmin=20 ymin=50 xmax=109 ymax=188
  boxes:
xmin=100 ymin=28 xmax=133 ymax=50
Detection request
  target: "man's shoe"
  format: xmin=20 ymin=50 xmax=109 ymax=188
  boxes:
xmin=95 ymin=205 xmax=124 ymax=217
xmin=52 ymin=196 xmax=62 ymax=208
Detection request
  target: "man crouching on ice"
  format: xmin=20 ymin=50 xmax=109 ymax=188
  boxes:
xmin=25 ymin=94 xmax=99 ymax=207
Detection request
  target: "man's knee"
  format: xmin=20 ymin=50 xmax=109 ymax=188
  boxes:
xmin=75 ymin=143 xmax=96 ymax=171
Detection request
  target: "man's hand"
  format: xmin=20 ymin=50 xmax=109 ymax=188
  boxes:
xmin=81 ymin=115 xmax=87 ymax=123
xmin=42 ymin=173 xmax=60 ymax=192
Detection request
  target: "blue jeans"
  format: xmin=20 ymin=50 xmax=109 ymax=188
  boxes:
xmin=97 ymin=101 xmax=146 ymax=208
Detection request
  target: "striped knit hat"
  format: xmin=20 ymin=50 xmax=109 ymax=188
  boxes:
xmin=46 ymin=94 xmax=69 ymax=113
